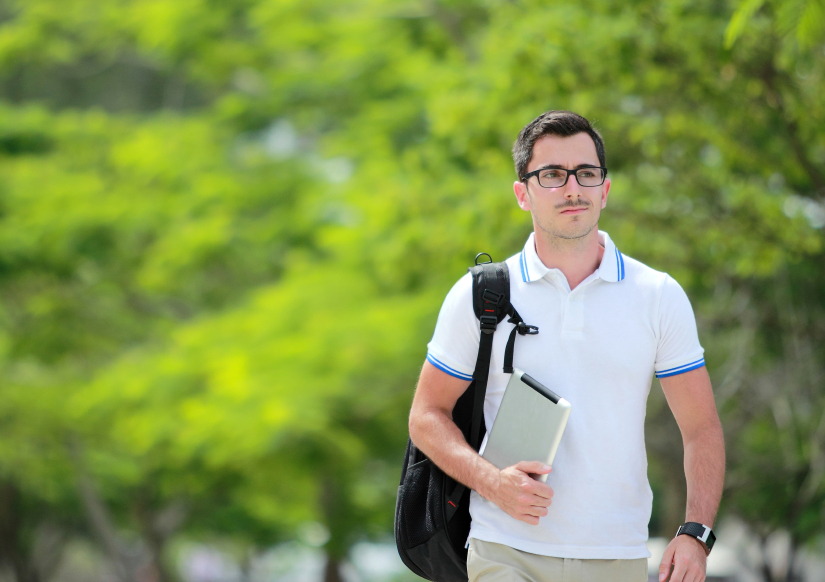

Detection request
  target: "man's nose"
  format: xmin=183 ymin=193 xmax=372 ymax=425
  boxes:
xmin=564 ymin=174 xmax=582 ymax=197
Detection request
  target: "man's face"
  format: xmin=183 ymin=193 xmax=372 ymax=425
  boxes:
xmin=513 ymin=133 xmax=610 ymax=242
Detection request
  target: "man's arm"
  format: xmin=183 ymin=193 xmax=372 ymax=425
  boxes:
xmin=657 ymin=366 xmax=725 ymax=582
xmin=408 ymin=361 xmax=554 ymax=525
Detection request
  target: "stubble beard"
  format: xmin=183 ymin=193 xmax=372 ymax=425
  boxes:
xmin=536 ymin=217 xmax=598 ymax=240
xmin=533 ymin=203 xmax=600 ymax=249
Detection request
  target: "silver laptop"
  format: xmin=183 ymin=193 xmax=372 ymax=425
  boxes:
xmin=481 ymin=368 xmax=571 ymax=483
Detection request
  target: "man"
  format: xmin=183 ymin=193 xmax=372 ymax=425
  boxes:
xmin=408 ymin=111 xmax=725 ymax=582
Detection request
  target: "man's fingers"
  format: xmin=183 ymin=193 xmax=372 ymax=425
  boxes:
xmin=664 ymin=538 xmax=708 ymax=582
xmin=510 ymin=501 xmax=544 ymax=525
xmin=514 ymin=461 xmax=551 ymax=475
xmin=668 ymin=557 xmax=687 ymax=582
xmin=530 ymin=482 xmax=554 ymax=500
xmin=515 ymin=480 xmax=553 ymax=504
xmin=503 ymin=463 xmax=554 ymax=499
xmin=494 ymin=463 xmax=555 ymax=524
xmin=659 ymin=546 xmax=675 ymax=582
xmin=520 ymin=499 xmax=549 ymax=516
xmin=518 ymin=514 xmax=540 ymax=526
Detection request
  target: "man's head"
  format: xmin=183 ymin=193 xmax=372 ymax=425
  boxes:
xmin=512 ymin=111 xmax=610 ymax=243
xmin=512 ymin=111 xmax=605 ymax=180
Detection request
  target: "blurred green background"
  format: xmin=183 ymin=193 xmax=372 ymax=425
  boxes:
xmin=0 ymin=0 xmax=822 ymax=581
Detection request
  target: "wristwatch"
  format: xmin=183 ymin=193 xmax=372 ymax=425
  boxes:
xmin=676 ymin=522 xmax=715 ymax=554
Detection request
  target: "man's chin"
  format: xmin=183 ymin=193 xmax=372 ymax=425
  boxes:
xmin=555 ymin=223 xmax=597 ymax=241
xmin=535 ymin=217 xmax=598 ymax=241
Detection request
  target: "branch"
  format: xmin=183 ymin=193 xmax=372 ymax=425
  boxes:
xmin=759 ymin=63 xmax=825 ymax=194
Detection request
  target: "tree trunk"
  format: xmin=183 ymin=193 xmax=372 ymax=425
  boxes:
xmin=320 ymin=477 xmax=349 ymax=582
xmin=31 ymin=522 xmax=68 ymax=582
xmin=132 ymin=497 xmax=186 ymax=582
xmin=69 ymin=441 xmax=136 ymax=582
xmin=0 ymin=482 xmax=40 ymax=582
xmin=785 ymin=537 xmax=798 ymax=582
xmin=323 ymin=555 xmax=344 ymax=582
xmin=759 ymin=535 xmax=776 ymax=582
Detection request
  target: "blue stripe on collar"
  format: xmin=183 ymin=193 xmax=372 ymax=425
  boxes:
xmin=520 ymin=248 xmax=530 ymax=282
xmin=618 ymin=248 xmax=625 ymax=281
xmin=522 ymin=231 xmax=624 ymax=283
xmin=612 ymin=245 xmax=625 ymax=282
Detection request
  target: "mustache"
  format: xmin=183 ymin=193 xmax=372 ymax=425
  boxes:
xmin=555 ymin=199 xmax=591 ymax=210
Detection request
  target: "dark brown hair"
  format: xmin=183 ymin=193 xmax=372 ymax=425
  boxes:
xmin=512 ymin=111 xmax=606 ymax=179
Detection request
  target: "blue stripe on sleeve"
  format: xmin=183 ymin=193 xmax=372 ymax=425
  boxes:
xmin=655 ymin=358 xmax=706 ymax=378
xmin=426 ymin=354 xmax=474 ymax=381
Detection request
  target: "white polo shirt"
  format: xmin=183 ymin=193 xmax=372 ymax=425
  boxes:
xmin=426 ymin=231 xmax=705 ymax=560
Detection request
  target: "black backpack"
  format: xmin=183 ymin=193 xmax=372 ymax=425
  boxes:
xmin=394 ymin=254 xmax=538 ymax=582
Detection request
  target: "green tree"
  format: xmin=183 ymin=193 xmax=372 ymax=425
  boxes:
xmin=0 ymin=1 xmax=822 ymax=581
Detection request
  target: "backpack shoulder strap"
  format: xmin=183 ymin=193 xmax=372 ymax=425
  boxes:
xmin=466 ymin=252 xmax=540 ymax=442
xmin=445 ymin=253 xmax=539 ymax=520
xmin=467 ymin=255 xmax=510 ymax=451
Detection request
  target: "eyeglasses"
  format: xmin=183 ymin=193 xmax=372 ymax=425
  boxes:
xmin=521 ymin=166 xmax=607 ymax=188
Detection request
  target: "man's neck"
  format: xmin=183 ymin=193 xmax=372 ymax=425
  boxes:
xmin=533 ymin=227 xmax=604 ymax=290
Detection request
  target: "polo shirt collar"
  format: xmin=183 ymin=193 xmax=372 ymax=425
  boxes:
xmin=518 ymin=230 xmax=626 ymax=284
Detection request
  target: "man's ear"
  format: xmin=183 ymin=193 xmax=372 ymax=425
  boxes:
xmin=514 ymin=180 xmax=531 ymax=211
xmin=600 ymin=178 xmax=611 ymax=209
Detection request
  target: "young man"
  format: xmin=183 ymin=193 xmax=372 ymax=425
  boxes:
xmin=408 ymin=111 xmax=725 ymax=582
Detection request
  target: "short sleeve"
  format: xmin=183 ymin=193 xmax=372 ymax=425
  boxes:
xmin=654 ymin=275 xmax=705 ymax=378
xmin=425 ymin=273 xmax=480 ymax=381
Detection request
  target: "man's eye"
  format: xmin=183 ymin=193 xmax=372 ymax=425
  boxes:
xmin=579 ymin=170 xmax=595 ymax=178
xmin=541 ymin=170 xmax=562 ymax=179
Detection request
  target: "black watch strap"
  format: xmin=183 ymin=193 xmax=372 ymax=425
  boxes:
xmin=676 ymin=522 xmax=715 ymax=554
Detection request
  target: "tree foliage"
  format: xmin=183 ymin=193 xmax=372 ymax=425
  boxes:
xmin=0 ymin=1 xmax=822 ymax=581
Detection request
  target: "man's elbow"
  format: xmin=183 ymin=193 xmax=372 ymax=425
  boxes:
xmin=408 ymin=405 xmax=430 ymax=448
xmin=408 ymin=410 xmax=421 ymax=445
xmin=683 ymin=415 xmax=725 ymax=449
xmin=408 ymin=404 xmax=448 ymax=450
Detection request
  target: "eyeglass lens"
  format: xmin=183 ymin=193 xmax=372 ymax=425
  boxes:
xmin=537 ymin=168 xmax=605 ymax=188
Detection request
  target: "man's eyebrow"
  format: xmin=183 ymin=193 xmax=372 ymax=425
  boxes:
xmin=535 ymin=163 xmax=600 ymax=171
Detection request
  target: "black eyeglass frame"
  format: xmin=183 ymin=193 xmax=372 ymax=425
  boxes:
xmin=521 ymin=166 xmax=608 ymax=188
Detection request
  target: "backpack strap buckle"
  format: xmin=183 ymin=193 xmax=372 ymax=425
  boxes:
xmin=517 ymin=322 xmax=539 ymax=335
xmin=479 ymin=315 xmax=498 ymax=334
xmin=482 ymin=289 xmax=505 ymax=307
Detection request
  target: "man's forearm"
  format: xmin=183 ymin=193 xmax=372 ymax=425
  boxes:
xmin=408 ymin=362 xmax=555 ymax=525
xmin=683 ymin=422 xmax=725 ymax=527
xmin=409 ymin=408 xmax=499 ymax=499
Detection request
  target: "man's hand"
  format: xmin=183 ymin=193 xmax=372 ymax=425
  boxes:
xmin=482 ymin=461 xmax=554 ymax=525
xmin=658 ymin=534 xmax=708 ymax=582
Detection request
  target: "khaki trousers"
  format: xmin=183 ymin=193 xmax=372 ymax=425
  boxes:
xmin=467 ymin=538 xmax=649 ymax=582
